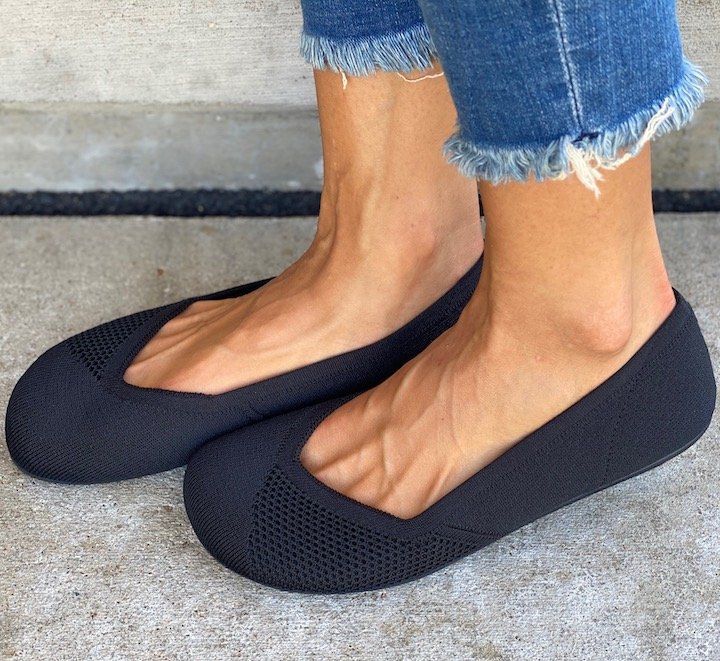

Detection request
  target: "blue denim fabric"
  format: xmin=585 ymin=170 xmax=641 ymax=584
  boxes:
xmin=300 ymin=1 xmax=436 ymax=75
xmin=299 ymin=0 xmax=707 ymax=193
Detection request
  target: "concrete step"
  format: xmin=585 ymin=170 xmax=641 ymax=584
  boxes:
xmin=1 ymin=102 xmax=718 ymax=195
xmin=1 ymin=0 xmax=717 ymax=105
xmin=0 ymin=0 xmax=718 ymax=193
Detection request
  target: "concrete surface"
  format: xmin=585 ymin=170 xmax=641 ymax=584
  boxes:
xmin=0 ymin=0 xmax=312 ymax=106
xmin=0 ymin=0 xmax=717 ymax=105
xmin=0 ymin=105 xmax=324 ymax=193
xmin=651 ymin=102 xmax=720 ymax=191
xmin=0 ymin=214 xmax=718 ymax=660
xmin=1 ymin=102 xmax=718 ymax=194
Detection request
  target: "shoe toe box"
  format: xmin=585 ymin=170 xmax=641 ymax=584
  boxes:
xmin=183 ymin=412 xmax=291 ymax=580
xmin=4 ymin=324 xmax=207 ymax=483
xmin=184 ymin=401 xmax=481 ymax=594
xmin=6 ymin=341 xmax=149 ymax=482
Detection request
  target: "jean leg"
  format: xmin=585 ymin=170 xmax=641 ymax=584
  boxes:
xmin=415 ymin=0 xmax=707 ymax=194
xmin=299 ymin=1 xmax=437 ymax=75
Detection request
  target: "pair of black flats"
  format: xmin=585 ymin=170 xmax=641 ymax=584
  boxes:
xmin=5 ymin=256 xmax=716 ymax=593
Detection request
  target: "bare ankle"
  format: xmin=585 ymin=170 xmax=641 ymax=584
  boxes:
xmin=313 ymin=182 xmax=483 ymax=278
xmin=479 ymin=278 xmax=675 ymax=364
xmin=556 ymin=293 xmax=638 ymax=356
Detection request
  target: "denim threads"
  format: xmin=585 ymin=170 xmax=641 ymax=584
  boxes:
xmin=442 ymin=58 xmax=707 ymax=196
xmin=300 ymin=23 xmax=437 ymax=76
xmin=299 ymin=0 xmax=436 ymax=75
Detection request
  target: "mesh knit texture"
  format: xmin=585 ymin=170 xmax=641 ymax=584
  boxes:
xmin=184 ymin=289 xmax=716 ymax=594
xmin=67 ymin=309 xmax=157 ymax=380
xmin=248 ymin=468 xmax=478 ymax=593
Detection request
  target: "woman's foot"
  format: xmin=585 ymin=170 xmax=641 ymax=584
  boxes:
xmin=301 ymin=146 xmax=677 ymax=519
xmin=124 ymin=63 xmax=483 ymax=394
xmin=300 ymin=274 xmax=674 ymax=519
xmin=124 ymin=198 xmax=482 ymax=394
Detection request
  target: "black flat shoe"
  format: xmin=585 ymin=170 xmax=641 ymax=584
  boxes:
xmin=5 ymin=256 xmax=482 ymax=484
xmin=183 ymin=289 xmax=716 ymax=594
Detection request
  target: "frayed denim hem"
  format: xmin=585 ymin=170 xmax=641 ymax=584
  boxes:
xmin=443 ymin=58 xmax=708 ymax=197
xmin=300 ymin=22 xmax=437 ymax=76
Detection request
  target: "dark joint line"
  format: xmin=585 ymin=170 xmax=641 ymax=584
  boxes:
xmin=0 ymin=188 xmax=718 ymax=217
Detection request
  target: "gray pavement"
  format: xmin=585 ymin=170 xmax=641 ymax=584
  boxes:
xmin=1 ymin=214 xmax=718 ymax=660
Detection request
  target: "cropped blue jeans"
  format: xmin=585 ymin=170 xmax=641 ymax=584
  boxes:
xmin=298 ymin=0 xmax=707 ymax=196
